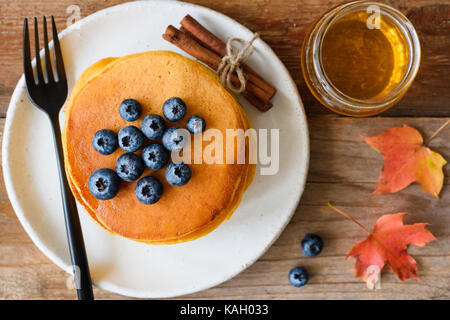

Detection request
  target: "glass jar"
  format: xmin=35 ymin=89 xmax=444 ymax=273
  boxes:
xmin=301 ymin=1 xmax=421 ymax=116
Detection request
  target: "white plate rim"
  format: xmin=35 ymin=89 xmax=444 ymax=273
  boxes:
xmin=2 ymin=0 xmax=310 ymax=298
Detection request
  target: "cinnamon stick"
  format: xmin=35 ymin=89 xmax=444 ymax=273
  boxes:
xmin=180 ymin=14 xmax=277 ymax=99
xmin=241 ymin=90 xmax=273 ymax=112
xmin=180 ymin=25 xmax=275 ymax=101
xmin=163 ymin=25 xmax=273 ymax=110
xmin=180 ymin=15 xmax=226 ymax=57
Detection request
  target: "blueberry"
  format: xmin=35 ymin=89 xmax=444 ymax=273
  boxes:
xmin=88 ymin=168 xmax=120 ymax=200
xmin=165 ymin=162 xmax=191 ymax=186
xmin=162 ymin=97 xmax=186 ymax=122
xmin=186 ymin=116 xmax=206 ymax=134
xmin=92 ymin=129 xmax=118 ymax=155
xmin=142 ymin=144 xmax=169 ymax=170
xmin=115 ymin=152 xmax=145 ymax=182
xmin=118 ymin=126 xmax=144 ymax=152
xmin=141 ymin=114 xmax=166 ymax=140
xmin=301 ymin=233 xmax=323 ymax=257
xmin=135 ymin=176 xmax=163 ymax=204
xmin=162 ymin=127 xmax=188 ymax=152
xmin=119 ymin=99 xmax=142 ymax=121
xmin=288 ymin=267 xmax=309 ymax=287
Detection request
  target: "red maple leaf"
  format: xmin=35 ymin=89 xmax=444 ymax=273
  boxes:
xmin=363 ymin=125 xmax=446 ymax=197
xmin=329 ymin=204 xmax=436 ymax=289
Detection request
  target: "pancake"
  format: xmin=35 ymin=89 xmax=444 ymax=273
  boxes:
xmin=63 ymin=51 xmax=255 ymax=244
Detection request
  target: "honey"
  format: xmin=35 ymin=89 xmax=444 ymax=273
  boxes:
xmin=321 ymin=11 xmax=409 ymax=100
xmin=301 ymin=1 xmax=421 ymax=116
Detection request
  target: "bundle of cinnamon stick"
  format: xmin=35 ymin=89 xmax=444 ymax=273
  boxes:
xmin=163 ymin=15 xmax=277 ymax=112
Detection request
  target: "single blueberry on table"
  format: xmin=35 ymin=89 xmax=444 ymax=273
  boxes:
xmin=142 ymin=144 xmax=169 ymax=170
xmin=165 ymin=162 xmax=191 ymax=186
xmin=115 ymin=152 xmax=145 ymax=182
xmin=162 ymin=97 xmax=186 ymax=122
xmin=162 ymin=127 xmax=188 ymax=152
xmin=288 ymin=267 xmax=309 ymax=288
xmin=301 ymin=233 xmax=323 ymax=257
xmin=92 ymin=129 xmax=118 ymax=155
xmin=186 ymin=116 xmax=206 ymax=134
xmin=141 ymin=114 xmax=166 ymax=140
xmin=135 ymin=176 xmax=163 ymax=205
xmin=119 ymin=99 xmax=142 ymax=122
xmin=88 ymin=168 xmax=120 ymax=200
xmin=118 ymin=125 xmax=144 ymax=152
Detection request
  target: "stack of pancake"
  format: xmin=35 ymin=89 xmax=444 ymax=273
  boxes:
xmin=62 ymin=51 xmax=255 ymax=244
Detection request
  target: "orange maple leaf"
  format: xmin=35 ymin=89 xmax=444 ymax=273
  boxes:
xmin=363 ymin=125 xmax=446 ymax=197
xmin=329 ymin=203 xmax=436 ymax=289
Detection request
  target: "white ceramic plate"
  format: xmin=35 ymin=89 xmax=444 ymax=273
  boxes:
xmin=2 ymin=0 xmax=309 ymax=298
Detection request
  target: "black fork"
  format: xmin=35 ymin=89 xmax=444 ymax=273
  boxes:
xmin=23 ymin=17 xmax=94 ymax=300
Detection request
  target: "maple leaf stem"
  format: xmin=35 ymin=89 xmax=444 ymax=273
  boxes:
xmin=328 ymin=203 xmax=371 ymax=235
xmin=426 ymin=120 xmax=450 ymax=144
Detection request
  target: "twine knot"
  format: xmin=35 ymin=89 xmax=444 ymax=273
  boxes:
xmin=217 ymin=33 xmax=260 ymax=93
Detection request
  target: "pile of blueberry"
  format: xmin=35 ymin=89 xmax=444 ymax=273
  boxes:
xmin=88 ymin=97 xmax=206 ymax=205
xmin=288 ymin=233 xmax=323 ymax=288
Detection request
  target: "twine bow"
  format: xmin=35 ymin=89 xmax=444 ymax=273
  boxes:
xmin=217 ymin=33 xmax=260 ymax=94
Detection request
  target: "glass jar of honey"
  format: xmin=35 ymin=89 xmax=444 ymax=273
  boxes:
xmin=301 ymin=1 xmax=421 ymax=116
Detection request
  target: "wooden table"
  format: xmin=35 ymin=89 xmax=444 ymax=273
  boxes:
xmin=0 ymin=0 xmax=449 ymax=300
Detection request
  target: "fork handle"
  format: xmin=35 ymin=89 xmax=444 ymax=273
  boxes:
xmin=50 ymin=117 xmax=94 ymax=300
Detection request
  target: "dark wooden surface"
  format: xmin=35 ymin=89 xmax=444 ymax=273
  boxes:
xmin=0 ymin=0 xmax=449 ymax=299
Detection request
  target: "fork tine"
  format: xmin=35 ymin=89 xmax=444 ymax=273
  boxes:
xmin=43 ymin=16 xmax=54 ymax=83
xmin=23 ymin=18 xmax=36 ymax=88
xmin=34 ymin=17 xmax=45 ymax=84
xmin=51 ymin=16 xmax=66 ymax=83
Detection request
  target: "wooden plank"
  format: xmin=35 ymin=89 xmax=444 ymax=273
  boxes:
xmin=0 ymin=0 xmax=449 ymax=117
xmin=308 ymin=117 xmax=450 ymax=184
xmin=1 ymin=117 xmax=449 ymax=299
